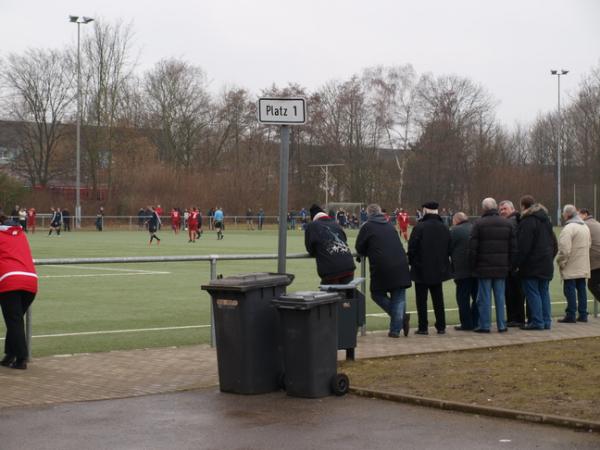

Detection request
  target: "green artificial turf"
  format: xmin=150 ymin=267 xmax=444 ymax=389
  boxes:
xmin=1 ymin=227 xmax=591 ymax=357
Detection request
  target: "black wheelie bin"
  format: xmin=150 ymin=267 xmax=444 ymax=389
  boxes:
xmin=201 ymin=272 xmax=293 ymax=394
xmin=319 ymin=277 xmax=366 ymax=360
xmin=272 ymin=291 xmax=350 ymax=398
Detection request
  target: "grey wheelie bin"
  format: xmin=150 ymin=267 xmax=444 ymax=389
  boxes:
xmin=272 ymin=291 xmax=350 ymax=398
xmin=201 ymin=272 xmax=294 ymax=394
xmin=319 ymin=277 xmax=366 ymax=360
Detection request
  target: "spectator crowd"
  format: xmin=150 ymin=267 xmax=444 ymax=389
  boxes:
xmin=305 ymin=195 xmax=600 ymax=338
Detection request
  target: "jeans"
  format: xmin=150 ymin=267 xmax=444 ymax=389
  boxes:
xmin=521 ymin=277 xmax=552 ymax=329
xmin=476 ymin=278 xmax=506 ymax=331
xmin=563 ymin=278 xmax=588 ymax=320
xmin=454 ymin=278 xmax=479 ymax=329
xmin=371 ymin=288 xmax=407 ymax=334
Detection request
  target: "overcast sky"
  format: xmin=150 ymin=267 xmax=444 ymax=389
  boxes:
xmin=1 ymin=0 xmax=599 ymax=127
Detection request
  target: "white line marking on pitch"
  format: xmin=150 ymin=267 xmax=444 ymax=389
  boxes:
xmin=40 ymin=272 xmax=170 ymax=279
xmin=39 ymin=265 xmax=171 ymax=278
xmin=44 ymin=265 xmax=169 ymax=274
xmin=0 ymin=325 xmax=211 ymax=340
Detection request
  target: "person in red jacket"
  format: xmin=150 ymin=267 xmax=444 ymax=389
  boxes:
xmin=0 ymin=212 xmax=38 ymax=370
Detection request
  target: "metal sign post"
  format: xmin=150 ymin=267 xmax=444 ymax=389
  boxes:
xmin=257 ymin=97 xmax=306 ymax=274
xmin=278 ymin=126 xmax=290 ymax=274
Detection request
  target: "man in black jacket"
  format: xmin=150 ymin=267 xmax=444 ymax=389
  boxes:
xmin=450 ymin=212 xmax=479 ymax=330
xmin=499 ymin=200 xmax=526 ymax=327
xmin=516 ymin=195 xmax=558 ymax=330
xmin=408 ymin=201 xmax=452 ymax=335
xmin=469 ymin=198 xmax=517 ymax=333
xmin=356 ymin=204 xmax=411 ymax=337
xmin=305 ymin=204 xmax=355 ymax=284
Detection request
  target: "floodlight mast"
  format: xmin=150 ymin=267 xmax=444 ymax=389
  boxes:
xmin=69 ymin=15 xmax=94 ymax=228
xmin=551 ymin=68 xmax=568 ymax=226
xmin=309 ymin=163 xmax=344 ymax=207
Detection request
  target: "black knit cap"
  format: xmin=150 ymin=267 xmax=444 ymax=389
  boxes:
xmin=421 ymin=201 xmax=439 ymax=210
xmin=309 ymin=204 xmax=324 ymax=219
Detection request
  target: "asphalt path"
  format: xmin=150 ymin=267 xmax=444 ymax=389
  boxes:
xmin=0 ymin=389 xmax=598 ymax=450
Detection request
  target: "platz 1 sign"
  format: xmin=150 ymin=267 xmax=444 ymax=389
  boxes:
xmin=257 ymin=97 xmax=306 ymax=125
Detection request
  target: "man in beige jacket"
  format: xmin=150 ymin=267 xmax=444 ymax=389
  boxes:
xmin=579 ymin=208 xmax=600 ymax=305
xmin=556 ymin=205 xmax=591 ymax=323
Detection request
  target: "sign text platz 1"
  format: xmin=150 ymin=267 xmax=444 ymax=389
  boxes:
xmin=257 ymin=98 xmax=306 ymax=125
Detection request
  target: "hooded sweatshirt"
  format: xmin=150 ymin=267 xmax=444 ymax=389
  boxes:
xmin=305 ymin=214 xmax=355 ymax=280
xmin=0 ymin=225 xmax=38 ymax=294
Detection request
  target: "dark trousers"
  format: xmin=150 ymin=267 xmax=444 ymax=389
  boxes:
xmin=589 ymin=268 xmax=600 ymax=303
xmin=454 ymin=278 xmax=479 ymax=329
xmin=415 ymin=283 xmax=446 ymax=331
xmin=505 ymin=271 xmax=525 ymax=324
xmin=0 ymin=291 xmax=35 ymax=359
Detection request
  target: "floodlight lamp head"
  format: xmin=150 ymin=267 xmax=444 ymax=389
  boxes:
xmin=82 ymin=16 xmax=94 ymax=24
xmin=550 ymin=70 xmax=558 ymax=75
xmin=69 ymin=15 xmax=79 ymax=22
xmin=561 ymin=70 xmax=569 ymax=75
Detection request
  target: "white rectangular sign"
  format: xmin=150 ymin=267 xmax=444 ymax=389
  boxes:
xmin=257 ymin=97 xmax=306 ymax=125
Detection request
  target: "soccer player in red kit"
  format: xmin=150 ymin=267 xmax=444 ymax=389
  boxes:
xmin=397 ymin=208 xmax=409 ymax=241
xmin=27 ymin=208 xmax=36 ymax=233
xmin=155 ymin=204 xmax=164 ymax=230
xmin=171 ymin=208 xmax=181 ymax=234
xmin=188 ymin=207 xmax=199 ymax=243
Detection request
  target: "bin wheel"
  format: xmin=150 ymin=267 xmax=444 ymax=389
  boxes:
xmin=332 ymin=373 xmax=349 ymax=396
xmin=278 ymin=372 xmax=286 ymax=390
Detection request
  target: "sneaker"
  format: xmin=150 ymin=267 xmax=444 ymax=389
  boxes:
xmin=388 ymin=331 xmax=400 ymax=338
xmin=414 ymin=329 xmax=428 ymax=335
xmin=454 ymin=326 xmax=473 ymax=331
xmin=577 ymin=317 xmax=588 ymax=323
xmin=473 ymin=328 xmax=490 ymax=333
xmin=557 ymin=317 xmax=577 ymax=323
xmin=437 ymin=329 xmax=446 ymax=335
xmin=402 ymin=313 xmax=410 ymax=337
xmin=506 ymin=321 xmax=523 ymax=328
xmin=498 ymin=328 xmax=508 ymax=333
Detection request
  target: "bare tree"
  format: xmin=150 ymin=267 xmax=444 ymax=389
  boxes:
xmin=409 ymin=74 xmax=496 ymax=210
xmin=145 ymin=58 xmax=211 ymax=168
xmin=80 ymin=19 xmax=136 ymax=194
xmin=363 ymin=65 xmax=418 ymax=205
xmin=0 ymin=48 xmax=75 ymax=186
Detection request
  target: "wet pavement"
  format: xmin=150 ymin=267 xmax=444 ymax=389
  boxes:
xmin=1 ymin=318 xmax=599 ymax=409
xmin=1 ymin=388 xmax=598 ymax=450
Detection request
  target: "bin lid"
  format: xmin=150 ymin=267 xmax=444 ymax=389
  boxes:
xmin=272 ymin=291 xmax=341 ymax=309
xmin=201 ymin=272 xmax=294 ymax=292
xmin=278 ymin=291 xmax=339 ymax=302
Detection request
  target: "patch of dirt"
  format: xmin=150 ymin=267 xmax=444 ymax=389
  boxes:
xmin=340 ymin=337 xmax=600 ymax=422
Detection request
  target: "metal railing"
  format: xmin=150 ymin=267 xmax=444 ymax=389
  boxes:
xmin=27 ymin=253 xmax=367 ymax=357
